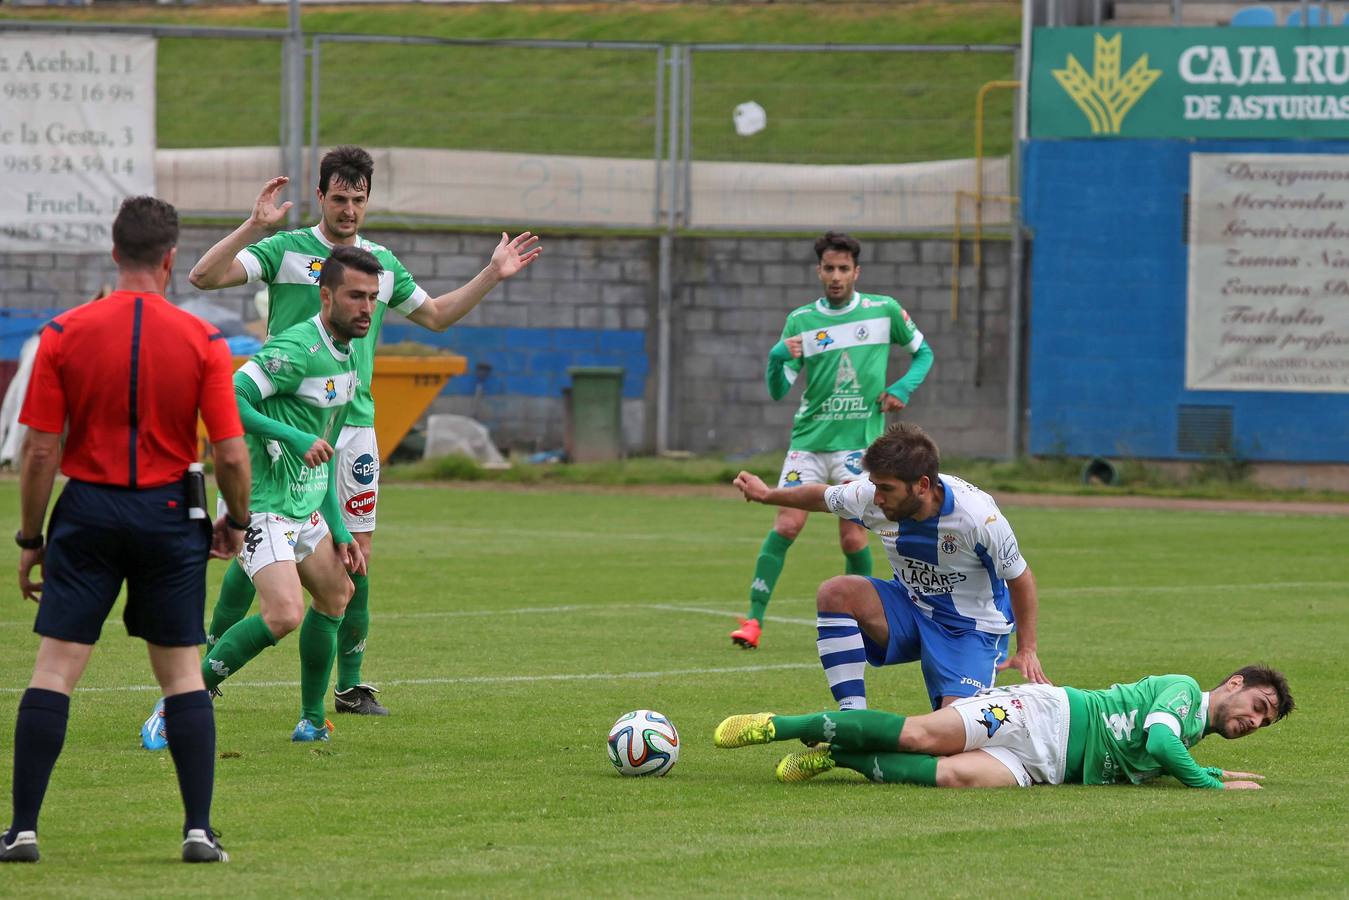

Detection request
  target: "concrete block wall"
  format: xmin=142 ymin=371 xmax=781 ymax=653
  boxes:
xmin=0 ymin=228 xmax=1013 ymax=459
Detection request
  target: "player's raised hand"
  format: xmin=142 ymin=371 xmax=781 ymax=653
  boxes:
xmin=489 ymin=231 xmax=542 ymax=281
xmin=1220 ymin=770 xmax=1264 ymax=781
xmin=18 ymin=547 xmax=43 ymax=603
xmin=338 ymin=540 xmax=367 ymax=575
xmin=303 ymin=438 xmax=334 ymax=468
xmin=1222 ymin=780 xmax=1263 ymax=790
xmin=997 ymin=648 xmax=1052 ymax=685
xmin=879 ymin=392 xmax=905 ymax=413
xmin=784 ymin=336 xmax=804 ymax=358
xmin=248 ymin=176 xmax=293 ymax=230
xmin=733 ymin=471 xmax=771 ymax=503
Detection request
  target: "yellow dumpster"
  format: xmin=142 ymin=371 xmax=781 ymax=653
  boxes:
xmin=204 ymin=353 xmax=467 ymax=463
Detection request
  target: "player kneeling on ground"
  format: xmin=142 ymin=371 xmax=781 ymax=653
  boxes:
xmin=714 ymin=664 xmax=1292 ymax=789
xmin=143 ymin=245 xmax=375 ymax=748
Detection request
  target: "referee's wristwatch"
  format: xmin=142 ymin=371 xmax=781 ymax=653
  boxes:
xmin=14 ymin=531 xmax=43 ymax=550
xmin=225 ymin=513 xmax=250 ymax=531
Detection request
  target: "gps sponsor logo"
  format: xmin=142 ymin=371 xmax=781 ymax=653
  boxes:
xmin=977 ymin=704 xmax=1010 ymax=737
xmin=843 ymin=451 xmax=864 ymax=476
xmin=940 ymin=532 xmax=959 ymax=554
xmin=346 ymin=490 xmax=377 ymax=518
xmin=352 ymin=453 xmax=378 ymax=486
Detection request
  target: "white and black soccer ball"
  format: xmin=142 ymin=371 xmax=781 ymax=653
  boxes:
xmin=607 ymin=709 xmax=679 ymax=777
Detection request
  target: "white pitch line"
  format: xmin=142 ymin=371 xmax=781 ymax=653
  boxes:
xmin=0 ymin=662 xmax=820 ymax=695
xmin=645 ymin=603 xmax=819 ymax=627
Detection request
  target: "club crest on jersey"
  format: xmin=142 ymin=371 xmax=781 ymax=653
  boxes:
xmin=324 ymin=378 xmax=337 ymax=401
xmin=813 ymin=330 xmax=834 ymax=349
xmin=844 ymin=451 xmax=864 ymax=475
xmin=782 ymin=469 xmax=803 ymax=487
xmin=262 ymin=354 xmax=289 ymax=375
xmin=940 ymin=533 xmax=958 ymax=554
xmin=854 ymin=324 xmax=869 ymax=341
xmin=306 ymin=258 xmax=323 ymax=281
xmin=977 ymin=704 xmax=1010 ymax=737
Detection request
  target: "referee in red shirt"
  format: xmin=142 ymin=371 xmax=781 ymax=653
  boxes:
xmin=2 ymin=197 xmax=251 ymax=864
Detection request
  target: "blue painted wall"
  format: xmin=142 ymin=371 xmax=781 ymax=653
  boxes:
xmin=1022 ymin=138 xmax=1349 ymax=463
xmin=380 ymin=324 xmax=649 ymax=400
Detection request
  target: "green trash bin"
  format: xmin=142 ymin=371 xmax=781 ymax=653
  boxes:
xmin=566 ymin=366 xmax=625 ymax=463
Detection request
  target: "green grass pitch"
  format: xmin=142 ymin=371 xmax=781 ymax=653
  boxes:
xmin=0 ymin=481 xmax=1344 ymax=896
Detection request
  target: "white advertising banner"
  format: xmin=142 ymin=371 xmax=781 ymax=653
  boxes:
xmin=0 ymin=34 xmax=156 ymax=252
xmin=1187 ymin=153 xmax=1349 ymax=394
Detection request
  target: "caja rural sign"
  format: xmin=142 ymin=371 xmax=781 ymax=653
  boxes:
xmin=1031 ymin=27 xmax=1349 ymax=138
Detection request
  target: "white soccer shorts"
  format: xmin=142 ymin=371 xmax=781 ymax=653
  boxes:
xmin=335 ymin=424 xmax=380 ymax=533
xmin=221 ymin=498 xmax=331 ymax=579
xmin=777 ymin=448 xmax=867 ymax=488
xmin=951 ymin=684 xmax=1071 ymax=787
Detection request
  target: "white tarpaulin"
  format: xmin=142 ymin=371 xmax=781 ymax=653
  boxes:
xmin=1186 ymin=153 xmax=1349 ymax=394
xmin=0 ymin=34 xmax=156 ymax=252
xmin=156 ymin=146 xmax=1010 ymax=231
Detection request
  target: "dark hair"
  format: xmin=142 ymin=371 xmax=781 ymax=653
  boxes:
xmin=319 ymin=245 xmax=383 ymax=292
xmin=814 ymin=230 xmax=861 ymax=264
xmin=862 ymin=423 xmax=940 ymax=485
xmin=319 ymin=145 xmax=374 ymax=195
xmin=112 ymin=196 xmax=179 ymax=268
xmin=1216 ymin=665 xmax=1295 ymax=722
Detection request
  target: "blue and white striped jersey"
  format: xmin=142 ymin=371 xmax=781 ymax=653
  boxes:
xmin=824 ymin=474 xmax=1027 ymax=634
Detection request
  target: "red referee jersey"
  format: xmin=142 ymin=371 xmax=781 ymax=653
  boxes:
xmin=19 ymin=290 xmax=244 ymax=489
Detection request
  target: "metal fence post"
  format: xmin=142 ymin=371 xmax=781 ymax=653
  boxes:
xmin=284 ymin=0 xmax=304 ymax=228
xmin=656 ymin=46 xmax=682 ymax=455
xmin=309 ymin=36 xmax=322 ymax=221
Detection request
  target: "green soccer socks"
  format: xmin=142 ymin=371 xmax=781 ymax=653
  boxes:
xmin=202 ymin=615 xmax=277 ymax=691
xmin=832 ymin=750 xmax=939 ymax=786
xmin=844 ymin=546 xmax=873 ymax=577
xmin=768 ymin=710 xmax=906 ymax=751
xmin=336 ymin=572 xmax=369 ymax=693
xmin=298 ymin=607 xmax=343 ymax=726
xmin=748 ymin=530 xmax=794 ymax=623
xmin=207 ymin=561 xmax=257 ymax=648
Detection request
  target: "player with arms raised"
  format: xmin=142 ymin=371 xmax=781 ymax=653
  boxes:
xmin=715 ymin=664 xmax=1293 ymax=790
xmin=187 ymin=146 xmax=541 ymax=716
xmin=732 ymin=231 xmax=933 ymax=651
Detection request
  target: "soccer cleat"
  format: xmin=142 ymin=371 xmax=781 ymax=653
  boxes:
xmin=181 ymin=829 xmax=228 ymax=863
xmin=730 ymin=617 xmax=762 ymax=649
xmin=291 ymin=718 xmax=334 ymax=742
xmin=141 ymin=698 xmax=169 ymax=750
xmin=334 ymin=683 xmax=389 ymax=716
xmin=713 ymin=712 xmax=777 ymax=748
xmin=0 ymin=830 xmax=38 ymax=863
xmin=775 ymin=747 xmax=837 ymax=783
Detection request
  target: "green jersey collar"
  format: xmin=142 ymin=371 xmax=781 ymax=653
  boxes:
xmin=311 ymin=313 xmax=351 ymax=361
xmin=814 ymin=292 xmax=860 ymax=316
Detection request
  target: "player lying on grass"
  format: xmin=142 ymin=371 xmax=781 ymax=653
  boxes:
xmin=714 ymin=664 xmax=1292 ymax=789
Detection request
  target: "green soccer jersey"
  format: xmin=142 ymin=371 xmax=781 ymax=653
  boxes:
xmin=1075 ymin=675 xmax=1216 ymax=787
xmin=237 ymin=225 xmax=428 ymax=427
xmin=765 ymin=292 xmax=928 ymax=452
xmin=235 ymin=315 xmax=358 ymax=521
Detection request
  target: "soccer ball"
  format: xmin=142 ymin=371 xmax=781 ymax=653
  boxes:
xmin=606 ymin=710 xmax=679 ymax=777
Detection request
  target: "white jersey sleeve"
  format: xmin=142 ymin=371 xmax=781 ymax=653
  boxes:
xmin=824 ymin=479 xmax=875 ymax=524
xmin=973 ymin=507 xmax=1028 ymax=581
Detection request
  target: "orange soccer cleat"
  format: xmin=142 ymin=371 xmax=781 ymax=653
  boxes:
xmin=730 ymin=617 xmax=762 ymax=649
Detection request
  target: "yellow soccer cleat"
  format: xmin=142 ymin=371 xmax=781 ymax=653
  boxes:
xmin=775 ymin=748 xmax=836 ymax=783
xmin=713 ymin=712 xmax=777 ymax=748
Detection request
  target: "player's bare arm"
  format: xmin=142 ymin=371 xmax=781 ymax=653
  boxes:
xmin=996 ymin=567 xmax=1051 ymax=685
xmin=733 ymin=472 xmax=830 ymax=512
xmin=188 ymin=176 xmax=294 ymax=290
xmin=405 ymin=231 xmax=542 ymax=332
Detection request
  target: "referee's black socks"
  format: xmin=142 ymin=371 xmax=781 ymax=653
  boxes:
xmin=163 ymin=690 xmax=216 ymax=838
xmin=8 ymin=687 xmax=70 ymax=837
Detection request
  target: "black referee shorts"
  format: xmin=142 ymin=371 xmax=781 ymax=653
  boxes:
xmin=36 ymin=479 xmax=211 ymax=647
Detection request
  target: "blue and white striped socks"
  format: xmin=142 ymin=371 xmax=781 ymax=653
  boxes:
xmin=816 ymin=615 xmax=868 ymax=709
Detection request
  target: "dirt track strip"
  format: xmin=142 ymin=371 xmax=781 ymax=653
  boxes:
xmin=996 ymin=493 xmax=1349 ymax=517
